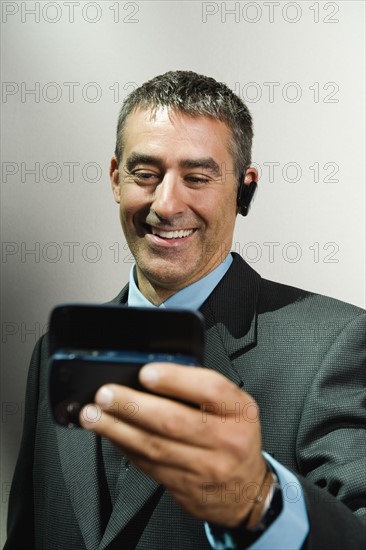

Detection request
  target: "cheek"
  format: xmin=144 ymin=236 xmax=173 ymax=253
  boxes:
xmin=119 ymin=188 xmax=151 ymax=238
xmin=119 ymin=205 xmax=136 ymax=237
xmin=212 ymin=201 xmax=237 ymax=239
xmin=205 ymin=193 xmax=237 ymax=224
xmin=120 ymin=182 xmax=151 ymax=208
xmin=119 ymin=187 xmax=140 ymax=217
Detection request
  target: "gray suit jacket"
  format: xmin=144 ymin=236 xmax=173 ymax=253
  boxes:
xmin=5 ymin=254 xmax=366 ymax=549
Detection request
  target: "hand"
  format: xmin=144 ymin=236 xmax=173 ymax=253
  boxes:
xmin=80 ymin=363 xmax=270 ymax=527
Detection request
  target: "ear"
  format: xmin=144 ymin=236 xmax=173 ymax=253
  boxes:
xmin=110 ymin=156 xmax=121 ymax=204
xmin=243 ymin=166 xmax=258 ymax=187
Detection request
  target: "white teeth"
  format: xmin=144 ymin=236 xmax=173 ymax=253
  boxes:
xmin=151 ymin=228 xmax=194 ymax=239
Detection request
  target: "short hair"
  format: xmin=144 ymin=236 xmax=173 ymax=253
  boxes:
xmin=114 ymin=70 xmax=253 ymax=179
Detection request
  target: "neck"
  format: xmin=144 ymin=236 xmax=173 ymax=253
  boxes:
xmin=135 ymin=270 xmax=178 ymax=306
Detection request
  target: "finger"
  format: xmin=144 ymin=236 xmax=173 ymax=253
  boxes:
xmin=79 ymin=404 xmax=214 ymax=470
xmin=92 ymin=383 xmax=227 ymax=449
xmin=139 ymin=363 xmax=255 ymax=410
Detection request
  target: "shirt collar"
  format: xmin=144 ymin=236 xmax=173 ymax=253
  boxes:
xmin=128 ymin=254 xmax=233 ymax=310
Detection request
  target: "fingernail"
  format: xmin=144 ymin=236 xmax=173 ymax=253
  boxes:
xmin=80 ymin=404 xmax=102 ymax=426
xmin=140 ymin=365 xmax=159 ymax=386
xmin=96 ymin=385 xmax=114 ymax=407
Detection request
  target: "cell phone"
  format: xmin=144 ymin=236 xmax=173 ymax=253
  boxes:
xmin=48 ymin=304 xmax=205 ymax=428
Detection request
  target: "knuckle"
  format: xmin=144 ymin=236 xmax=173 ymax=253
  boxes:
xmin=208 ymin=375 xmax=232 ymax=399
xmin=160 ymin=411 xmax=181 ymax=436
xmin=224 ymin=432 xmax=248 ymax=457
xmin=206 ymin=459 xmax=231 ymax=484
xmin=215 ymin=422 xmax=250 ymax=457
xmin=144 ymin=436 xmax=164 ymax=461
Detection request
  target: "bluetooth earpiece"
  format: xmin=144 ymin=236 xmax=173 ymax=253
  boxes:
xmin=237 ymin=181 xmax=257 ymax=216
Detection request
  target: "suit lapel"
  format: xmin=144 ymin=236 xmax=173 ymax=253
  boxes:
xmin=56 ymin=426 xmax=103 ymax=549
xmin=200 ymin=253 xmax=261 ymax=364
xmin=99 ymin=465 xmax=160 ymax=549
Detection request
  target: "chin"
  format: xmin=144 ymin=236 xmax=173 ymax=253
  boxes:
xmin=142 ymin=261 xmax=196 ymax=288
xmin=149 ymin=269 xmax=191 ymax=288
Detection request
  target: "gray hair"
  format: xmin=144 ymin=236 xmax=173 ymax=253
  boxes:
xmin=114 ymin=71 xmax=253 ymax=179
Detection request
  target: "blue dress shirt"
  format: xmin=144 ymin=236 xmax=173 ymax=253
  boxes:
xmin=128 ymin=254 xmax=309 ymax=549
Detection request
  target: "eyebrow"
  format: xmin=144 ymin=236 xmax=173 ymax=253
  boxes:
xmin=179 ymin=158 xmax=221 ymax=176
xmin=125 ymin=153 xmax=163 ymax=172
xmin=125 ymin=152 xmax=222 ymax=177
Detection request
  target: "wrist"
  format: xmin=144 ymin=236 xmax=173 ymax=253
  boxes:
xmin=208 ymin=464 xmax=283 ymax=549
xmin=242 ymin=465 xmax=275 ymax=529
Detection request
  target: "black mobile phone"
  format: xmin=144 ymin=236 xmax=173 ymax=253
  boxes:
xmin=48 ymin=304 xmax=205 ymax=428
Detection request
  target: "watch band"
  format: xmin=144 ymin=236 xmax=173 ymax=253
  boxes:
xmin=232 ymin=473 xmax=283 ymax=548
xmin=208 ymin=470 xmax=283 ymax=549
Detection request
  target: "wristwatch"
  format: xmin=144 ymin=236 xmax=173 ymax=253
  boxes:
xmin=209 ymin=471 xmax=283 ymax=549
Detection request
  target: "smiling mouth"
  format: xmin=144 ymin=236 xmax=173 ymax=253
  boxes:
xmin=150 ymin=227 xmax=196 ymax=240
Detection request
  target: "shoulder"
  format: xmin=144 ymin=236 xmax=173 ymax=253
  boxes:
xmin=226 ymin=252 xmax=364 ymax=323
xmin=258 ymin=276 xmax=365 ymax=326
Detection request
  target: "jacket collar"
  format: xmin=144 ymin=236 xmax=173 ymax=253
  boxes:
xmin=200 ymin=253 xmax=261 ymax=355
xmin=114 ymin=253 xmax=260 ymax=350
xmin=198 ymin=253 xmax=261 ymax=387
xmin=112 ymin=253 xmax=261 ymax=395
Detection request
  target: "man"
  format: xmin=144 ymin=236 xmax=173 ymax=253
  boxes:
xmin=6 ymin=71 xmax=366 ymax=549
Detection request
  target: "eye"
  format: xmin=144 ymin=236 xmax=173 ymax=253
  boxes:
xmin=185 ymin=175 xmax=210 ymax=185
xmin=130 ymin=171 xmax=161 ymax=184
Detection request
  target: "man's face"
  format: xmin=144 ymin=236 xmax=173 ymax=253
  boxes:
xmin=111 ymin=107 xmax=249 ymax=302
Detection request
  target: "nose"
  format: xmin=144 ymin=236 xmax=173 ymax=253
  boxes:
xmin=150 ymin=174 xmax=186 ymax=220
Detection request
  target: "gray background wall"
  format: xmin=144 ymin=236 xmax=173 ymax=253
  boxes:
xmin=1 ymin=0 xmax=365 ymax=541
